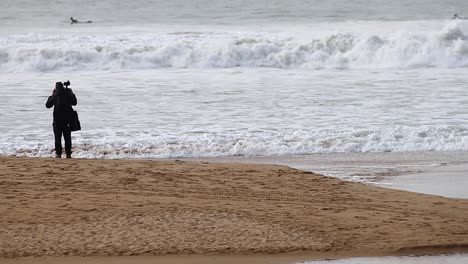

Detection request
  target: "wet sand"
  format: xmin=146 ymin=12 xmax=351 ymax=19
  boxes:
xmin=188 ymin=151 xmax=468 ymax=197
xmin=1 ymin=156 xmax=468 ymax=263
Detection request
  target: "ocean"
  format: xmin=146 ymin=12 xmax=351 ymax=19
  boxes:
xmin=1 ymin=0 xmax=468 ymax=159
xmin=1 ymin=1 xmax=468 ymax=262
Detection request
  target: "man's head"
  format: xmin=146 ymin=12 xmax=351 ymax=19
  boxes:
xmin=55 ymin=82 xmax=64 ymax=94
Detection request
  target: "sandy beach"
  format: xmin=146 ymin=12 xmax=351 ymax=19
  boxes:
xmin=1 ymin=156 xmax=468 ymax=264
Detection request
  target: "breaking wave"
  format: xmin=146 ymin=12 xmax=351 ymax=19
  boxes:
xmin=1 ymin=21 xmax=467 ymax=72
xmin=2 ymin=126 xmax=468 ymax=159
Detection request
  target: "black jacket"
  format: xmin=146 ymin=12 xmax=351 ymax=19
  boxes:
xmin=46 ymin=88 xmax=77 ymax=124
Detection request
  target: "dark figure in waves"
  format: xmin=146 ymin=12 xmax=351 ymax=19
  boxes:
xmin=46 ymin=81 xmax=78 ymax=158
xmin=453 ymin=13 xmax=464 ymax=20
xmin=70 ymin=17 xmax=92 ymax=24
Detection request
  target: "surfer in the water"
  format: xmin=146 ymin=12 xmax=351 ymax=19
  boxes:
xmin=453 ymin=13 xmax=464 ymax=20
xmin=70 ymin=17 xmax=92 ymax=24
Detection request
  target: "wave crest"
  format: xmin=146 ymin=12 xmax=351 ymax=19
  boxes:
xmin=1 ymin=22 xmax=468 ymax=72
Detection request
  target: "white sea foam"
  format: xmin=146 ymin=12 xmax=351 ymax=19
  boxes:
xmin=1 ymin=126 xmax=468 ymax=159
xmin=1 ymin=21 xmax=467 ymax=72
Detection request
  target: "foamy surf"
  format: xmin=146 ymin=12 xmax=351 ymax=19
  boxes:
xmin=1 ymin=20 xmax=467 ymax=72
xmin=1 ymin=126 xmax=468 ymax=159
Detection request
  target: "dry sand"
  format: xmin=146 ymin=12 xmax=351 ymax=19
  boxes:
xmin=0 ymin=156 xmax=468 ymax=263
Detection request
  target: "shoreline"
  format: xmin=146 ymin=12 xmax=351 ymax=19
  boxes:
xmin=184 ymin=151 xmax=468 ymax=198
xmin=1 ymin=156 xmax=468 ymax=263
xmin=2 ymin=250 xmax=468 ymax=264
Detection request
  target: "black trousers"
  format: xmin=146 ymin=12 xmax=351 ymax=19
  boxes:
xmin=53 ymin=122 xmax=71 ymax=155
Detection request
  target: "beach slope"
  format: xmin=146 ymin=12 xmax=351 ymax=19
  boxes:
xmin=0 ymin=157 xmax=467 ymax=261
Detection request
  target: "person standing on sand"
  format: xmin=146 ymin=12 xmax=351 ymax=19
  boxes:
xmin=45 ymin=81 xmax=77 ymax=158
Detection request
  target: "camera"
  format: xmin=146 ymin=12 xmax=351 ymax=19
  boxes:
xmin=63 ymin=80 xmax=70 ymax=87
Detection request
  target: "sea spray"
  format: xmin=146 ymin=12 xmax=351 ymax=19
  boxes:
xmin=1 ymin=21 xmax=467 ymax=72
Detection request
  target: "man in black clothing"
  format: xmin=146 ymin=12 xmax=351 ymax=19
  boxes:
xmin=46 ymin=82 xmax=78 ymax=158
